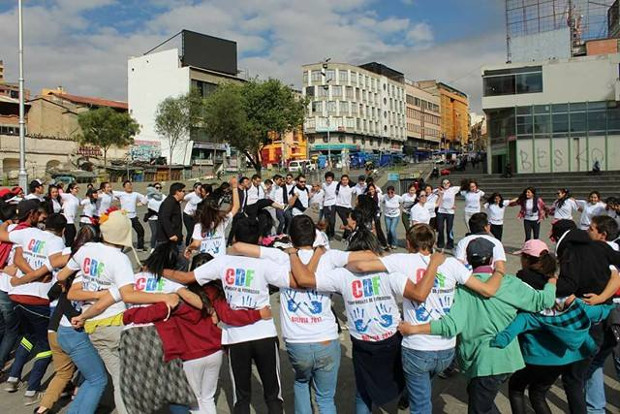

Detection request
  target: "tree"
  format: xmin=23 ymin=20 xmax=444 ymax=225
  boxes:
xmin=154 ymin=90 xmax=203 ymax=167
xmin=202 ymin=79 xmax=307 ymax=174
xmin=78 ymin=107 xmax=140 ymax=169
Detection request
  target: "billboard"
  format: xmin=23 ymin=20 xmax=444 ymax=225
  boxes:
xmin=181 ymin=30 xmax=237 ymax=76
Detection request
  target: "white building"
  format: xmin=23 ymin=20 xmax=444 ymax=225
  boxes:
xmin=301 ymin=62 xmax=407 ymax=156
xmin=128 ymin=31 xmax=243 ymax=166
xmin=482 ymin=53 xmax=620 ymax=174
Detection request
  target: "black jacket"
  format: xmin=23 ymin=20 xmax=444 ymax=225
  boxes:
xmin=556 ymin=229 xmax=620 ymax=300
xmin=157 ymin=196 xmax=183 ymax=242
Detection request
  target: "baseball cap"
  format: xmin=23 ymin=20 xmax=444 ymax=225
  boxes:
xmin=10 ymin=186 xmax=23 ymax=195
xmin=466 ymin=237 xmax=495 ymax=262
xmin=16 ymin=199 xmax=40 ymax=221
xmin=514 ymin=239 xmax=549 ymax=257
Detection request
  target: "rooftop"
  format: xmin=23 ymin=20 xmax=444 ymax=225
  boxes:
xmin=44 ymin=90 xmax=128 ymax=110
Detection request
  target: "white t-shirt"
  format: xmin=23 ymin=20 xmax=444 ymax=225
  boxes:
xmin=484 ymin=201 xmax=511 ymax=225
xmin=401 ymin=193 xmax=416 ymax=214
xmin=353 ymin=183 xmax=367 ymax=196
xmin=191 ymin=213 xmax=233 ymax=257
xmin=322 ymin=182 xmax=337 ymax=207
xmin=382 ymin=194 xmax=402 ymax=218
xmin=524 ymin=199 xmax=538 ymax=221
xmin=25 ymin=193 xmax=44 ymax=201
xmin=80 ymin=199 xmax=97 ymax=224
xmin=183 ymin=192 xmax=203 ymax=216
xmin=410 ymin=203 xmax=431 ymax=224
xmin=426 ymin=193 xmax=438 ymax=218
xmin=271 ymin=186 xmax=285 ymax=205
xmin=67 ymin=242 xmax=135 ymax=321
xmin=309 ymin=189 xmax=324 ymax=207
xmin=438 ymin=187 xmax=461 ymax=215
xmin=51 ymin=198 xmax=62 ymax=214
xmin=577 ymin=201 xmax=607 ymax=230
xmin=461 ymin=190 xmax=485 ymax=213
xmin=8 ymin=228 xmax=65 ymax=299
xmin=124 ymin=271 xmax=185 ymax=329
xmin=290 ymin=186 xmax=310 ymax=216
xmin=113 ymin=191 xmax=147 ymax=219
xmin=381 ymin=253 xmax=471 ymax=350
xmin=260 ymin=247 xmax=348 ymax=343
xmin=96 ymin=192 xmax=116 ymax=216
xmin=193 ymin=255 xmax=290 ymax=344
xmin=245 ymin=185 xmax=265 ymax=207
xmin=315 ymin=267 xmax=408 ymax=341
xmin=335 ymin=184 xmax=354 ymax=209
xmin=455 ymin=234 xmax=507 ymax=266
xmin=147 ymin=198 xmax=163 ymax=220
xmin=61 ymin=193 xmax=80 ymax=224
xmin=553 ymin=198 xmax=578 ymax=220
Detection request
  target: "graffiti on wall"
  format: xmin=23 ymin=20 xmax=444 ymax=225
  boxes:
xmin=130 ymin=140 xmax=161 ymax=162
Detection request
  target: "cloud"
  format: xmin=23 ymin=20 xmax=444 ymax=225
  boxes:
xmin=0 ymin=0 xmax=504 ymax=112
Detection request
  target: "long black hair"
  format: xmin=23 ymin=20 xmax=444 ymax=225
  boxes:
xmin=486 ymin=192 xmax=504 ymax=206
xmin=71 ymin=225 xmax=100 ymax=255
xmin=143 ymin=242 xmax=180 ymax=280
xmin=188 ymin=253 xmax=222 ymax=318
xmin=196 ymin=197 xmax=227 ymax=236
xmin=347 ymin=225 xmax=383 ymax=256
xmin=517 ymin=187 xmax=539 ymax=213
xmin=556 ymin=188 xmax=571 ymax=209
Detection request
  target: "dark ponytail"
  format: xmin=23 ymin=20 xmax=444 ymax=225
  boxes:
xmin=143 ymin=242 xmax=180 ymax=280
xmin=347 ymin=225 xmax=383 ymax=256
xmin=528 ymin=250 xmax=557 ymax=278
xmin=189 ymin=253 xmax=222 ymax=318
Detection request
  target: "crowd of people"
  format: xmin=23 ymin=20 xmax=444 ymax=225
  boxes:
xmin=0 ymin=170 xmax=618 ymax=414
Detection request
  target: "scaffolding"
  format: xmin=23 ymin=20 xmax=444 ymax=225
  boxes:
xmin=506 ymin=0 xmax=615 ymax=59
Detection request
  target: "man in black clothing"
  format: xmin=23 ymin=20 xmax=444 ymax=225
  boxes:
xmin=157 ymin=182 xmax=187 ymax=268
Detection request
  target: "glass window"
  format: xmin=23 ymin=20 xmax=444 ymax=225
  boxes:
xmin=339 ymin=101 xmax=349 ymax=114
xmin=483 ymin=75 xmax=515 ymax=96
xmin=534 ymin=105 xmax=550 ymax=114
xmin=318 ymin=86 xmax=328 ymax=97
xmin=570 ymin=102 xmax=586 ymax=111
xmin=305 ymin=86 xmax=314 ymax=97
xmin=570 ymin=112 xmax=586 ymax=133
xmin=346 ymin=117 xmax=355 ymax=128
xmin=608 ymin=106 xmax=620 ymax=133
xmin=351 ymin=72 xmax=358 ymax=85
xmin=325 ymin=70 xmax=335 ymax=82
xmin=588 ymin=101 xmax=607 ymax=110
xmin=312 ymin=101 xmax=322 ymax=114
xmin=303 ymin=72 xmax=308 ymax=85
xmin=332 ymin=85 xmax=342 ymax=97
xmin=327 ymin=101 xmax=337 ymax=114
xmin=345 ymin=86 xmax=354 ymax=99
xmin=339 ymin=70 xmax=348 ymax=83
xmin=552 ymin=113 xmax=568 ymax=134
xmin=533 ymin=115 xmax=550 ymax=135
xmin=552 ymin=104 xmax=568 ymax=113
xmin=516 ymin=73 xmax=542 ymax=93
xmin=311 ymin=70 xmax=322 ymax=82
xmin=588 ymin=109 xmax=606 ymax=131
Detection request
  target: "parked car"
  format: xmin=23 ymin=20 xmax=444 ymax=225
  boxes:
xmin=288 ymin=159 xmax=316 ymax=173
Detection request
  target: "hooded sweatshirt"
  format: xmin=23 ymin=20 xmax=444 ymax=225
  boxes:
xmin=555 ymin=229 xmax=620 ymax=299
xmin=490 ymin=299 xmax=615 ymax=366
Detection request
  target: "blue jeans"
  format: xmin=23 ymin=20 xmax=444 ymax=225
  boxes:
xmin=286 ymin=340 xmax=341 ymax=414
xmin=0 ymin=290 xmax=19 ymax=370
xmin=10 ymin=303 xmax=51 ymax=391
xmin=384 ymin=216 xmax=399 ymax=247
xmin=57 ymin=326 xmax=107 ymax=414
xmin=402 ymin=347 xmax=455 ymax=414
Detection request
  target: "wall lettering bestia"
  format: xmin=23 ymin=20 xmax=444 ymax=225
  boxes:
xmin=516 ymin=136 xmax=617 ymax=173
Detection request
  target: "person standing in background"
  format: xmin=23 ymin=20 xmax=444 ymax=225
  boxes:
xmin=156 ymin=183 xmax=187 ymax=268
xmin=145 ymin=183 xmax=164 ymax=253
xmin=460 ymin=180 xmax=485 ymax=232
xmin=113 ymin=181 xmax=148 ymax=251
xmin=436 ymin=179 xmax=461 ymax=250
xmin=25 ymin=180 xmax=45 ymax=202
xmin=60 ymin=183 xmax=80 ymax=247
xmin=322 ymin=172 xmax=338 ymax=240
xmin=182 ymin=182 xmax=203 ymax=246
xmin=401 ymin=183 xmax=417 ymax=233
xmin=80 ymin=188 xmax=99 ymax=226
xmin=335 ymin=175 xmax=354 ymax=240
xmin=45 ymin=185 xmax=62 ymax=214
xmin=382 ymin=186 xmax=402 ymax=249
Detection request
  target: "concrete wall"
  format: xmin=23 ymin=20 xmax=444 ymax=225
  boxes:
xmin=128 ymin=48 xmax=190 ymax=165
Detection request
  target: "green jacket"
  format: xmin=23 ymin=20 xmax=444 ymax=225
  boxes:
xmin=429 ymin=268 xmax=556 ymax=379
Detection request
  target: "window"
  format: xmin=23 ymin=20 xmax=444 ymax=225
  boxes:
xmin=327 ymin=101 xmax=337 ymax=114
xmin=570 ymin=112 xmax=586 ymax=133
xmin=305 ymin=86 xmax=315 ymax=97
xmin=351 ymin=72 xmax=358 ymax=85
xmin=325 ymin=70 xmax=335 ymax=82
xmin=339 ymin=70 xmax=348 ymax=83
xmin=318 ymin=86 xmax=329 ymax=97
xmin=311 ymin=70 xmax=322 ymax=82
xmin=356 ymin=88 xmax=361 ymax=101
xmin=312 ymin=101 xmax=323 ymax=114
xmin=552 ymin=113 xmax=568 ymax=134
xmin=346 ymin=117 xmax=355 ymax=128
xmin=303 ymin=72 xmax=308 ymax=85
xmin=483 ymin=66 xmax=542 ymax=96
xmin=351 ymin=104 xmax=358 ymax=115
xmin=345 ymin=86 xmax=354 ymax=99
xmin=332 ymin=85 xmax=342 ymax=97
xmin=339 ymin=101 xmax=349 ymax=114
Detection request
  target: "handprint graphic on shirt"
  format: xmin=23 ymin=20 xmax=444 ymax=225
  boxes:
xmin=241 ymin=295 xmax=257 ymax=308
xmin=373 ymin=303 xmax=393 ymax=328
xmin=350 ymin=308 xmax=371 ymax=333
xmin=283 ymin=290 xmax=302 ymax=312
xmin=414 ymin=303 xmax=431 ymax=322
xmin=305 ymin=290 xmax=323 ymax=314
xmin=438 ymin=296 xmax=451 ymax=314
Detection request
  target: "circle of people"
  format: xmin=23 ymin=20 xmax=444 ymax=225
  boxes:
xmin=0 ymin=172 xmax=618 ymax=414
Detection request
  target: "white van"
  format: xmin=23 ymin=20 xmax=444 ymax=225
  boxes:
xmin=288 ymin=159 xmax=316 ymax=172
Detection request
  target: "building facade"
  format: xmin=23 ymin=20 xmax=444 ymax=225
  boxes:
xmin=128 ymin=32 xmax=243 ymax=166
xmin=301 ymin=62 xmax=407 ymax=156
xmin=405 ymin=81 xmax=441 ymax=150
xmin=260 ymin=128 xmax=307 ymax=168
xmin=482 ymin=53 xmax=620 ymax=174
xmin=418 ymin=80 xmax=469 ymax=149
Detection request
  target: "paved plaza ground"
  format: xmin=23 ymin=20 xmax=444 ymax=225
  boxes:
xmin=2 ymin=180 xmax=619 ymax=413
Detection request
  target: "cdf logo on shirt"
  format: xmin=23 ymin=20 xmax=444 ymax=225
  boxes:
xmin=83 ymin=258 xmax=105 ymax=277
xmin=225 ymin=267 xmax=255 ymax=287
xmin=27 ymin=239 xmax=46 ymax=254
xmin=351 ymin=276 xmax=380 ymax=299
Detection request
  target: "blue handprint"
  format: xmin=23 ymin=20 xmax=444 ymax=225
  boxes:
xmin=350 ymin=308 xmax=371 ymax=333
xmin=283 ymin=290 xmax=302 ymax=312
xmin=305 ymin=290 xmax=323 ymax=314
xmin=373 ymin=303 xmax=393 ymax=328
xmin=438 ymin=296 xmax=451 ymax=314
xmin=241 ymin=295 xmax=257 ymax=308
xmin=414 ymin=303 xmax=431 ymax=322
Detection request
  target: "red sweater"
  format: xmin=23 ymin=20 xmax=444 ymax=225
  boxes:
xmin=122 ymin=286 xmax=262 ymax=362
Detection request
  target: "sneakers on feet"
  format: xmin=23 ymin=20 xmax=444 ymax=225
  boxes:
xmin=24 ymin=392 xmax=41 ymax=406
xmin=5 ymin=380 xmax=19 ymax=393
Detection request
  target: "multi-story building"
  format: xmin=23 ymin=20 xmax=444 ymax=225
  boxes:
xmin=418 ymin=80 xmax=469 ymax=149
xmin=128 ymin=30 xmax=243 ymax=166
xmin=301 ymin=61 xmax=407 ymax=157
xmin=482 ymin=53 xmax=620 ymax=174
xmin=260 ymin=128 xmax=307 ymax=168
xmin=405 ymin=81 xmax=441 ymax=150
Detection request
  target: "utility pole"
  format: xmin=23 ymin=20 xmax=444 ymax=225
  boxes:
xmin=18 ymin=0 xmax=27 ymax=188
xmin=321 ymin=58 xmax=332 ymax=168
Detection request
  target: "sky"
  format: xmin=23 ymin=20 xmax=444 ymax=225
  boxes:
xmin=0 ymin=0 xmax=507 ymax=112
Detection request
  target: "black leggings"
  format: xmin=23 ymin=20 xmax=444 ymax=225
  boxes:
xmin=523 ymin=219 xmax=540 ymax=241
xmin=335 ymin=206 xmax=351 ymax=239
xmin=490 ymin=224 xmax=503 ymax=241
xmin=373 ymin=215 xmax=388 ymax=247
xmin=227 ymin=336 xmax=283 ymax=414
xmin=508 ymin=360 xmax=589 ymax=414
xmin=130 ymin=217 xmax=145 ymax=249
xmin=182 ymin=213 xmax=195 ymax=246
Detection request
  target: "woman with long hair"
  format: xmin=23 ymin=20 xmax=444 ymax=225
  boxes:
xmin=361 ymin=183 xmax=389 ymax=250
xmin=550 ymin=188 xmax=578 ymax=221
xmin=401 ymin=183 xmax=417 ymax=233
xmin=45 ymin=184 xmax=62 ymax=214
xmin=510 ymin=187 xmax=547 ymax=241
xmin=484 ymin=192 xmax=510 ymax=241
xmin=409 ymin=188 xmax=438 ymax=225
xmin=79 ymin=188 xmax=99 ymax=227
xmin=381 ymin=186 xmax=402 ymax=249
xmin=436 ymin=179 xmax=461 ymax=250
xmin=60 ymin=183 xmax=81 ymax=247
xmin=460 ymin=179 xmax=485 ymax=232
xmin=185 ymin=177 xmax=240 ymax=259
xmin=424 ymin=184 xmax=439 ymax=229
xmin=576 ymin=191 xmax=607 ymax=231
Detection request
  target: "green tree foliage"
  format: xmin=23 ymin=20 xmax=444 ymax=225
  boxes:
xmin=203 ymin=79 xmax=307 ymax=173
xmin=77 ymin=107 xmax=140 ymax=168
xmin=154 ymin=90 xmax=204 ymax=165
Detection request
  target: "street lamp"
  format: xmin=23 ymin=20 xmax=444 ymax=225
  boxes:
xmin=18 ymin=0 xmax=27 ymax=188
xmin=321 ymin=59 xmax=332 ymax=168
